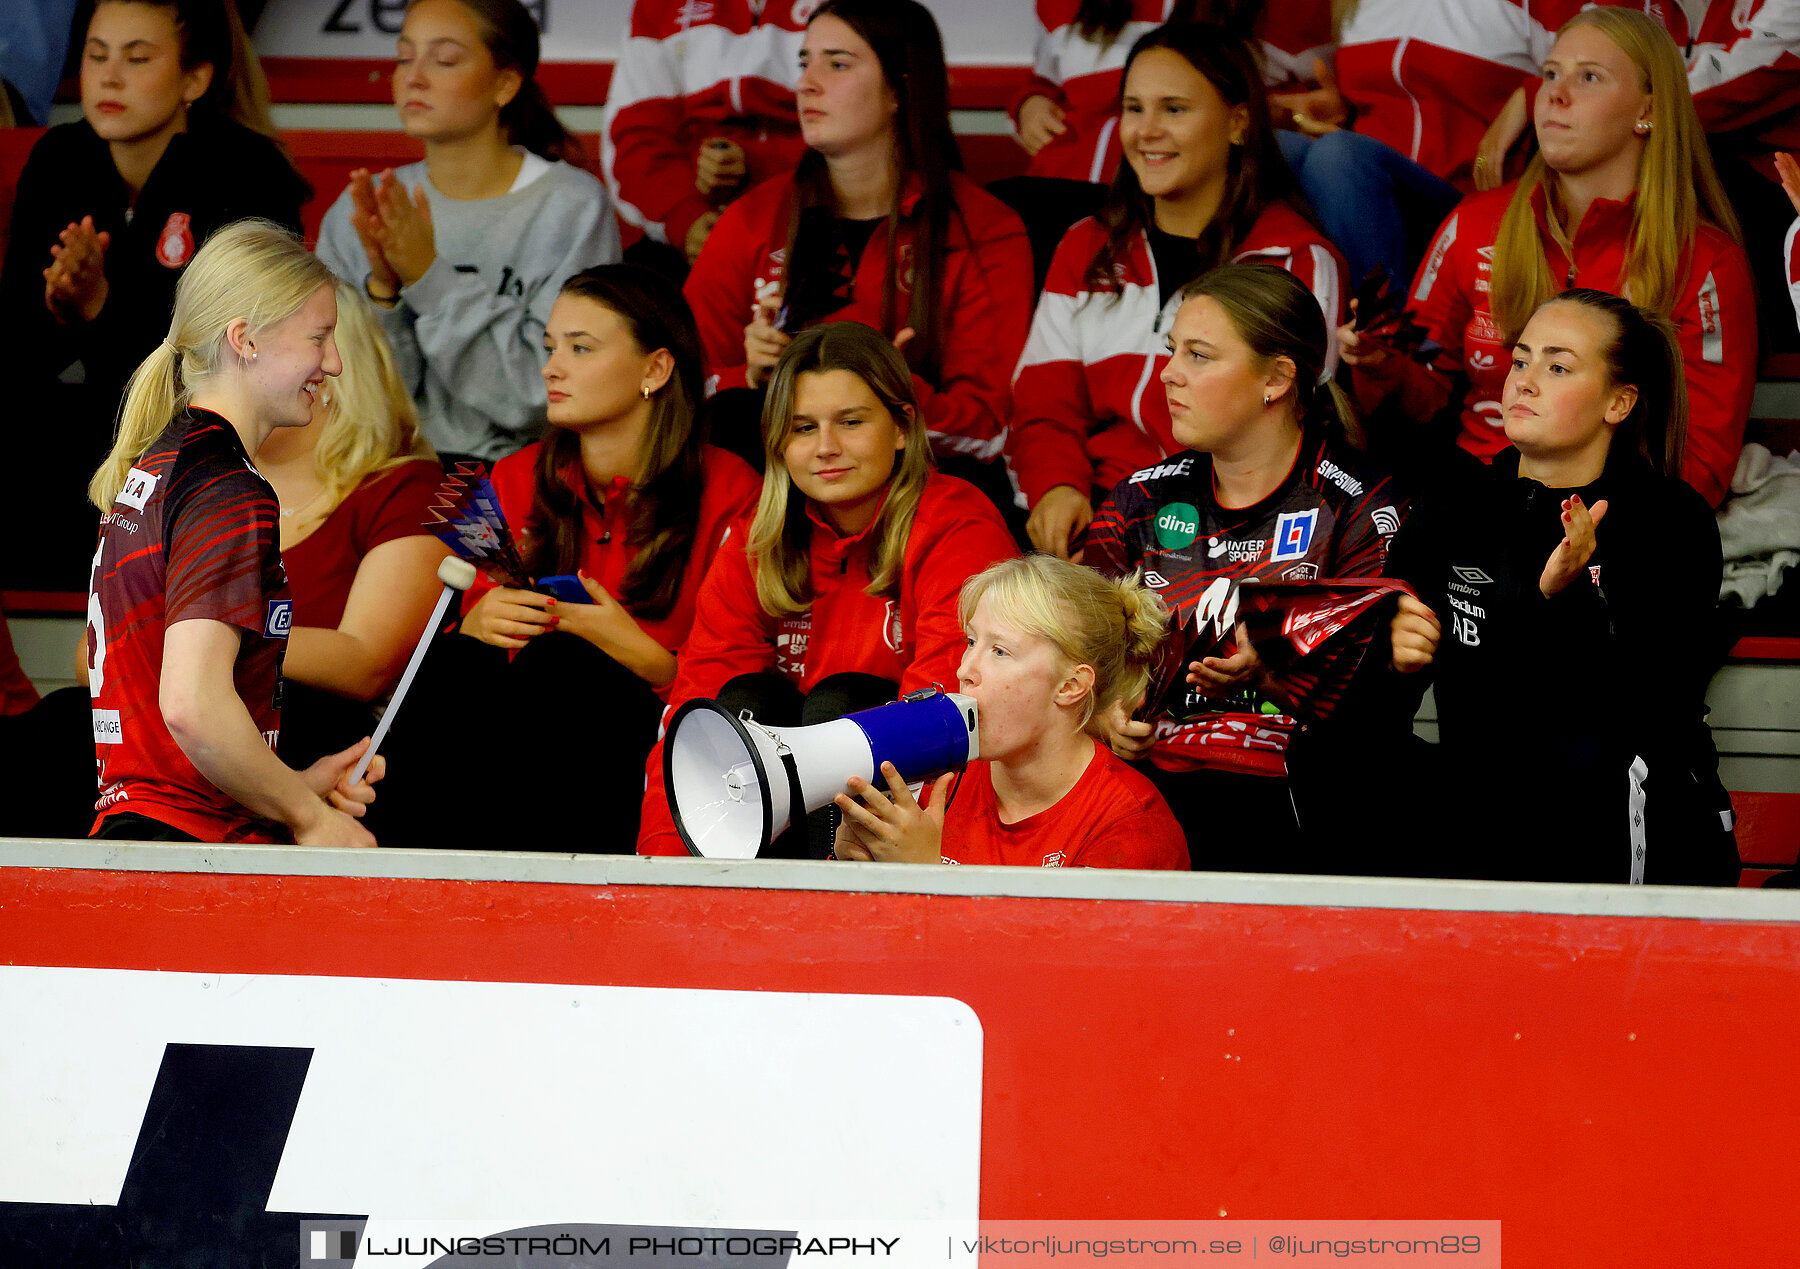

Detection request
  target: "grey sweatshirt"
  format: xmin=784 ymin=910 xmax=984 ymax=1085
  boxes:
xmin=316 ymin=158 xmax=621 ymax=460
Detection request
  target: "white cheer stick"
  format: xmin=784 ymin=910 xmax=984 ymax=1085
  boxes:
xmin=347 ymin=556 xmax=479 ymax=786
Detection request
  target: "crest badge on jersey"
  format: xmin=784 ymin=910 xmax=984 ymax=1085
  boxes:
xmin=156 ymin=213 xmax=195 ymax=269
xmin=1269 ymin=509 xmax=1317 ymax=563
xmin=884 ymin=600 xmax=904 ymax=654
xmin=263 ymin=599 xmax=292 ymax=639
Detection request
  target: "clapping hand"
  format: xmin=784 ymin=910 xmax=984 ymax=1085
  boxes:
xmin=1540 ymin=494 xmax=1608 ymax=597
xmin=43 ymin=216 xmax=111 ymax=323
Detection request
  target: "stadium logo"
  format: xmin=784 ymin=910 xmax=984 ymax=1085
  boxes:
xmin=1269 ymin=510 xmax=1317 ymax=563
xmin=1371 ymin=506 xmax=1401 ymax=537
xmin=1154 ymin=503 xmax=1200 ymax=549
xmin=264 ymin=600 xmax=293 ymax=639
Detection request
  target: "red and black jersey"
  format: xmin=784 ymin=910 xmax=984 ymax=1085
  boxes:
xmin=88 ymin=409 xmax=291 ymax=842
xmin=1085 ymin=426 xmax=1409 ymax=777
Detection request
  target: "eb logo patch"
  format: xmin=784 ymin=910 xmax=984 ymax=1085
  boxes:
xmin=263 ymin=599 xmax=292 ymax=639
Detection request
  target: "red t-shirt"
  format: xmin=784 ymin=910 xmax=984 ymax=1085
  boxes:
xmin=941 ymin=740 xmax=1189 ymax=870
xmin=88 ymin=409 xmax=290 ymax=842
xmin=282 ymin=458 xmax=444 ymax=630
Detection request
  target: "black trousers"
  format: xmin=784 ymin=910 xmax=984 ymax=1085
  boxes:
xmin=373 ymin=630 xmax=665 ymax=852
xmin=714 ymin=670 xmax=899 ymax=859
xmin=92 ymin=811 xmax=199 ymax=842
xmin=2 ymin=686 xmax=101 ymax=840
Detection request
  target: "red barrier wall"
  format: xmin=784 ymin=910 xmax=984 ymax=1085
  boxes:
xmin=1 ymin=849 xmax=1797 ymax=1264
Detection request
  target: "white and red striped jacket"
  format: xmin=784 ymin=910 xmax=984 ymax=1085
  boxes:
xmin=598 ymin=0 xmax=808 ymax=248
xmin=1007 ymin=203 xmax=1347 ymax=507
xmin=1014 ymin=0 xmax=1333 ymax=184
xmin=1335 ymin=0 xmax=1588 ymax=188
xmin=1633 ymin=0 xmax=1800 ymax=152
xmin=1786 ymin=215 xmax=1800 ymax=334
xmin=1015 ymin=0 xmax=1172 ymax=184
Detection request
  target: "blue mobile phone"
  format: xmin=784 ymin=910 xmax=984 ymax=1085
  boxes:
xmin=535 ymin=574 xmax=592 ymax=604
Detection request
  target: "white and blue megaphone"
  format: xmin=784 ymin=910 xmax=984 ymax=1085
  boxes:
xmin=664 ymin=688 xmax=979 ymax=858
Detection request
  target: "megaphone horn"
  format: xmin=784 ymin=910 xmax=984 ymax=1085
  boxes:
xmin=665 ymin=690 xmax=979 ymax=860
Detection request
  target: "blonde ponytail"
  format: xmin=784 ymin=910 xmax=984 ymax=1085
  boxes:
xmin=1111 ymin=572 xmax=1171 ymax=715
xmin=93 ymin=343 xmax=184 ymax=509
xmin=958 ymin=555 xmax=1170 ymax=731
xmin=91 ymin=218 xmax=336 ymax=510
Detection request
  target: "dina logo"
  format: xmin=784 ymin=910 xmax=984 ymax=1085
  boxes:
xmin=1154 ymin=502 xmax=1200 ymax=549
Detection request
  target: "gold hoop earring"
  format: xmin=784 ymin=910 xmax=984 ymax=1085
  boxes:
xmin=640 ymin=385 xmax=652 ymax=400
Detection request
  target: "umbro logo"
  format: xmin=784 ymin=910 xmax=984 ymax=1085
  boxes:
xmin=1452 ymin=566 xmax=1493 ymax=585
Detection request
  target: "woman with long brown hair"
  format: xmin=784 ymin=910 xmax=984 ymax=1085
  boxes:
xmin=448 ymin=264 xmax=758 ymax=850
xmin=681 ymin=0 xmax=1033 ymax=513
xmin=1009 ymin=22 xmax=1346 ymax=561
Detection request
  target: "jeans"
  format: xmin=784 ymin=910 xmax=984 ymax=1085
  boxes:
xmin=1280 ymin=128 xmax=1465 ymax=291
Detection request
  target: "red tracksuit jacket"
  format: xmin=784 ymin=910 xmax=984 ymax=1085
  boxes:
xmin=464 ymin=441 xmax=762 ymax=677
xmin=1335 ymin=0 xmax=1584 ymax=187
xmin=598 ymin=0 xmax=808 ymax=249
xmin=1007 ymin=203 xmax=1347 ymax=508
xmin=1400 ymin=182 xmax=1756 ymax=507
xmin=637 ymin=470 xmax=1019 ymax=854
xmin=1642 ymin=0 xmax=1800 ymax=154
xmin=1013 ymin=0 xmax=1335 ymax=184
xmin=683 ymin=170 xmax=1035 ymax=462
